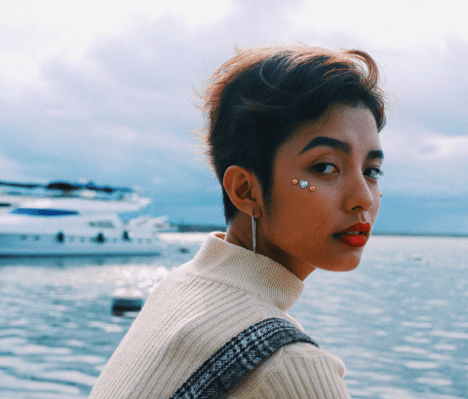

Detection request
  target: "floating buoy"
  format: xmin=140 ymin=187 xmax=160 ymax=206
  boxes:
xmin=111 ymin=288 xmax=144 ymax=316
xmin=179 ymin=247 xmax=189 ymax=253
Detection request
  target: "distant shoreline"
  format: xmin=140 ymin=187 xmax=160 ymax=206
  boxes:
xmin=174 ymin=224 xmax=468 ymax=237
xmin=372 ymin=231 xmax=468 ymax=238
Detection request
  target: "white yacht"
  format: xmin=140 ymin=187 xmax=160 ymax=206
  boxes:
xmin=0 ymin=181 xmax=166 ymax=256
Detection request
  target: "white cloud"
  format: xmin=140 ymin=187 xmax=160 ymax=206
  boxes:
xmin=425 ymin=136 xmax=468 ymax=160
xmin=0 ymin=0 xmax=467 ymax=225
xmin=0 ymin=49 xmax=43 ymax=94
xmin=0 ymin=0 xmax=232 ymax=60
xmin=0 ymin=153 xmax=26 ymax=181
xmin=379 ymin=125 xmax=468 ymax=196
xmin=289 ymin=0 xmax=468 ymax=50
xmin=382 ymin=38 xmax=468 ymax=137
xmin=381 ymin=127 xmax=468 ymax=162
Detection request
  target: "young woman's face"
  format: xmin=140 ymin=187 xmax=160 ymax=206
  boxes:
xmin=257 ymin=104 xmax=383 ymax=279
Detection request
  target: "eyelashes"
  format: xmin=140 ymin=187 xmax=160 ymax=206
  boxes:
xmin=365 ymin=168 xmax=384 ymax=180
xmin=311 ymin=163 xmax=384 ymax=180
xmin=311 ymin=163 xmax=338 ymax=174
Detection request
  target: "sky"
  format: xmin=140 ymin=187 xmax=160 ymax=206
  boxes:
xmin=0 ymin=0 xmax=467 ymax=234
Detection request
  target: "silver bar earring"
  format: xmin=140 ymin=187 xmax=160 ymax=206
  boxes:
xmin=252 ymin=209 xmax=257 ymax=253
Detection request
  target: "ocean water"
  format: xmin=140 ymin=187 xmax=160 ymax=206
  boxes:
xmin=0 ymin=233 xmax=466 ymax=399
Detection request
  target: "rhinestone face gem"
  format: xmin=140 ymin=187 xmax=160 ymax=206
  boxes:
xmin=309 ymin=186 xmax=316 ymax=192
xmin=292 ymin=179 xmax=298 ymax=185
xmin=299 ymin=180 xmax=308 ymax=188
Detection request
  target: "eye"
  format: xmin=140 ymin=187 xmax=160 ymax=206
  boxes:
xmin=364 ymin=167 xmax=384 ymax=180
xmin=312 ymin=163 xmax=338 ymax=175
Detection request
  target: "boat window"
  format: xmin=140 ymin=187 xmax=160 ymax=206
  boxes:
xmin=11 ymin=208 xmax=79 ymax=216
xmin=34 ymin=235 xmax=40 ymax=241
xmin=0 ymin=203 xmax=11 ymax=207
xmin=89 ymin=221 xmax=114 ymax=228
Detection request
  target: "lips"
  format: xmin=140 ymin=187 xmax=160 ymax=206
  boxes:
xmin=334 ymin=223 xmax=371 ymax=248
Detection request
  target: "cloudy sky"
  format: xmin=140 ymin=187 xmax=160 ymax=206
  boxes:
xmin=0 ymin=0 xmax=467 ymax=233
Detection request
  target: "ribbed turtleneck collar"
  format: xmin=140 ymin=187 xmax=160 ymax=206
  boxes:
xmin=185 ymin=232 xmax=304 ymax=311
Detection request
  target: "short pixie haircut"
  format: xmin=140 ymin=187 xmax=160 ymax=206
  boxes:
xmin=203 ymin=44 xmax=386 ymax=223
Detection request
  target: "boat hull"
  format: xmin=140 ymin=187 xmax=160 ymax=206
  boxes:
xmin=0 ymin=181 xmax=166 ymax=256
xmin=0 ymin=233 xmax=163 ymax=256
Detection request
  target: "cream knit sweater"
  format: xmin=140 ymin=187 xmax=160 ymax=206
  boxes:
xmin=90 ymin=232 xmax=351 ymax=398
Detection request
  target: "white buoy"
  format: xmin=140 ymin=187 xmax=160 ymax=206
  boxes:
xmin=112 ymin=288 xmax=144 ymax=316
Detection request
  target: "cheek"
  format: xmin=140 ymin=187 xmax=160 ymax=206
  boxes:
xmin=267 ymin=185 xmax=335 ymax=236
xmin=371 ymin=194 xmax=381 ymax=220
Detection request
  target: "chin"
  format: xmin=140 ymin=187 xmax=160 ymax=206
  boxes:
xmin=335 ymin=261 xmax=360 ymax=272
xmin=318 ymin=254 xmax=362 ymax=272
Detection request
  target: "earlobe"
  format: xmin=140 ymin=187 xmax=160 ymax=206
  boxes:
xmin=223 ymin=165 xmax=264 ymax=217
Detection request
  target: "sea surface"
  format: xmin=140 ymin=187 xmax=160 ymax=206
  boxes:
xmin=0 ymin=233 xmax=467 ymax=399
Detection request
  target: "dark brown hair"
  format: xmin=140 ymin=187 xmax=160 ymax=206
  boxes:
xmin=203 ymin=44 xmax=386 ymax=223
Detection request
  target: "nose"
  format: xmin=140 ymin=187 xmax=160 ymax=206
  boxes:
xmin=342 ymin=171 xmax=375 ymax=213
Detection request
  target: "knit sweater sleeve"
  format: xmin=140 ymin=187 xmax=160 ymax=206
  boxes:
xmin=225 ymin=342 xmax=351 ymax=399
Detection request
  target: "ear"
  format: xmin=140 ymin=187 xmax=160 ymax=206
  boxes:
xmin=223 ymin=165 xmax=264 ymax=217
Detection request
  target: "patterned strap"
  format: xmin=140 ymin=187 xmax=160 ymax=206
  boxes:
xmin=170 ymin=317 xmax=319 ymax=399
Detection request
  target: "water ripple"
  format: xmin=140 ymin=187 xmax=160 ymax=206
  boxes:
xmin=1 ymin=234 xmax=467 ymax=398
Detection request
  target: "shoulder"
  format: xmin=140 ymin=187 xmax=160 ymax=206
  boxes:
xmin=281 ymin=342 xmax=347 ymax=376
xmin=226 ymin=342 xmax=350 ymax=398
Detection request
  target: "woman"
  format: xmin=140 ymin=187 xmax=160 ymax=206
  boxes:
xmin=90 ymin=44 xmax=385 ymax=398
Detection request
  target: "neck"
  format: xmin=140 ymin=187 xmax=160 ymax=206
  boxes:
xmin=225 ymin=215 xmax=315 ymax=281
xmin=225 ymin=217 xmax=253 ymax=252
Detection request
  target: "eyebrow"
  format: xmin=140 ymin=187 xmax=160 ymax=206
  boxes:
xmin=367 ymin=150 xmax=384 ymax=160
xmin=299 ymin=136 xmax=384 ymax=160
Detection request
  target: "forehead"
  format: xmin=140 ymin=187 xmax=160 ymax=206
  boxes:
xmin=282 ymin=104 xmax=381 ymax=155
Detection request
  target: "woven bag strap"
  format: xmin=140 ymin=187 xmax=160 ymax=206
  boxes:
xmin=169 ymin=317 xmax=319 ymax=399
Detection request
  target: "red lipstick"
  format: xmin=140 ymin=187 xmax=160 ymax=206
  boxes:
xmin=334 ymin=223 xmax=371 ymax=248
